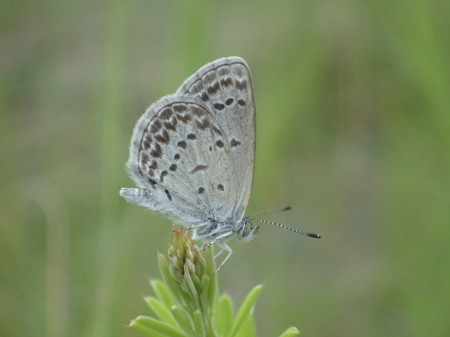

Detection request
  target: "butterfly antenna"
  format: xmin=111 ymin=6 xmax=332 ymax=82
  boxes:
xmin=250 ymin=219 xmax=321 ymax=238
xmin=247 ymin=206 xmax=292 ymax=218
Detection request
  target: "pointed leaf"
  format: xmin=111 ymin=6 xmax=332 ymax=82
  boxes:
xmin=214 ymin=294 xmax=234 ymax=336
xmin=158 ymin=253 xmax=183 ymax=303
xmin=183 ymin=263 xmax=199 ymax=305
xmin=129 ymin=320 xmax=168 ymax=337
xmin=133 ymin=316 xmax=186 ymax=337
xmin=150 ymin=279 xmax=176 ymax=309
xmin=200 ymin=275 xmax=210 ymax=313
xmin=204 ymin=249 xmax=217 ymax=310
xmin=145 ymin=296 xmax=179 ymax=328
xmin=278 ymin=327 xmax=300 ymax=337
xmin=229 ymin=285 xmax=263 ymax=337
xmin=171 ymin=305 xmax=197 ymax=337
xmin=192 ymin=310 xmax=206 ymax=337
xmin=233 ymin=311 xmax=255 ymax=337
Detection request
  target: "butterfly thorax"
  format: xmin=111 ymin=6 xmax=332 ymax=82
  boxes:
xmin=192 ymin=217 xmax=259 ymax=243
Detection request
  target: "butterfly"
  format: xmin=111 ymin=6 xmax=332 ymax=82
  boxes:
xmin=120 ymin=57 xmax=320 ymax=272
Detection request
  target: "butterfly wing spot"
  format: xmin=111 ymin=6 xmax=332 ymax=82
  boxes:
xmin=213 ymin=103 xmax=225 ymax=111
xmin=174 ymin=153 xmax=180 ymax=160
xmin=198 ymin=187 xmax=205 ymax=194
xmin=150 ymin=143 xmax=162 ymax=157
xmin=189 ymin=82 xmax=202 ymax=94
xmin=190 ymin=165 xmax=208 ymax=174
xmin=160 ymin=170 xmax=168 ymax=182
xmin=160 ymin=108 xmax=173 ymax=120
xmin=176 ymin=113 xmax=191 ymax=124
xmin=235 ymin=79 xmax=248 ymax=90
xmin=191 ymin=106 xmax=206 ymax=116
xmin=204 ymin=71 xmax=218 ymax=83
xmin=142 ymin=136 xmax=152 ymax=150
xmin=225 ymin=98 xmax=234 ymax=106
xmin=148 ymin=178 xmax=157 ymax=188
xmin=237 ymin=99 xmax=246 ymax=106
xmin=207 ymin=82 xmax=220 ymax=95
xmin=164 ymin=189 xmax=172 ymax=201
xmin=173 ymin=104 xmax=187 ymax=113
xmin=155 ymin=129 xmax=170 ymax=144
xmin=217 ymin=184 xmax=224 ymax=191
xmin=164 ymin=119 xmax=177 ymax=131
xmin=164 ymin=123 xmax=175 ymax=131
xmin=177 ymin=140 xmax=187 ymax=149
xmin=230 ymin=138 xmax=241 ymax=147
xmin=200 ymin=92 xmax=209 ymax=102
xmin=196 ymin=118 xmax=210 ymax=130
xmin=220 ymin=77 xmax=233 ymax=87
xmin=187 ymin=133 xmax=197 ymax=140
xmin=150 ymin=120 xmax=162 ymax=133
xmin=169 ymin=164 xmax=177 ymax=172
xmin=215 ymin=140 xmax=224 ymax=148
xmin=140 ymin=153 xmax=149 ymax=165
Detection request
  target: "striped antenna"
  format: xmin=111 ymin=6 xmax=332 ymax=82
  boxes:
xmin=250 ymin=219 xmax=321 ymax=238
xmin=247 ymin=206 xmax=292 ymax=218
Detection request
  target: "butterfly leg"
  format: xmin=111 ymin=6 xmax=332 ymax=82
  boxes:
xmin=201 ymin=242 xmax=213 ymax=251
xmin=201 ymin=244 xmax=224 ymax=261
xmin=214 ymin=249 xmax=224 ymax=260
xmin=215 ymin=239 xmax=233 ymax=273
xmin=201 ymin=229 xmax=232 ymax=250
xmin=186 ymin=223 xmax=208 ymax=233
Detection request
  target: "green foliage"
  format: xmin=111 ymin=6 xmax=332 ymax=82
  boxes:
xmin=129 ymin=230 xmax=298 ymax=337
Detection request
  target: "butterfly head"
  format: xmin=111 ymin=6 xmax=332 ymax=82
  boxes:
xmin=234 ymin=218 xmax=259 ymax=242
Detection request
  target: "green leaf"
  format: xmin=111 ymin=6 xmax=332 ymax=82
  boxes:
xmin=277 ymin=327 xmax=300 ymax=337
xmin=214 ymin=294 xmax=234 ymax=337
xmin=200 ymin=275 xmax=210 ymax=313
xmin=171 ymin=305 xmax=197 ymax=337
xmin=233 ymin=311 xmax=255 ymax=337
xmin=145 ymin=296 xmax=180 ymax=328
xmin=203 ymin=248 xmax=217 ymax=310
xmin=132 ymin=316 xmax=187 ymax=337
xmin=183 ymin=263 xmax=199 ymax=305
xmin=158 ymin=253 xmax=183 ymax=303
xmin=192 ymin=310 xmax=206 ymax=337
xmin=228 ymin=285 xmax=263 ymax=337
xmin=129 ymin=320 xmax=168 ymax=337
xmin=150 ymin=279 xmax=176 ymax=309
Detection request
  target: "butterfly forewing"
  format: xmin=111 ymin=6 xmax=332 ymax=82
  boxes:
xmin=176 ymin=57 xmax=256 ymax=221
xmin=124 ymin=95 xmax=238 ymax=224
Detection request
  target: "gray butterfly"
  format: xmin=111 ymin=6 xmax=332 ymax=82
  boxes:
xmin=120 ymin=57 xmax=319 ymax=272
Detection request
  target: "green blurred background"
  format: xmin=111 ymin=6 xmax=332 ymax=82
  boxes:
xmin=1 ymin=0 xmax=449 ymax=336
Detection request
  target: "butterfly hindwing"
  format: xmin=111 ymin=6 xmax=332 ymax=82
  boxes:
xmin=122 ymin=95 xmax=238 ymax=224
